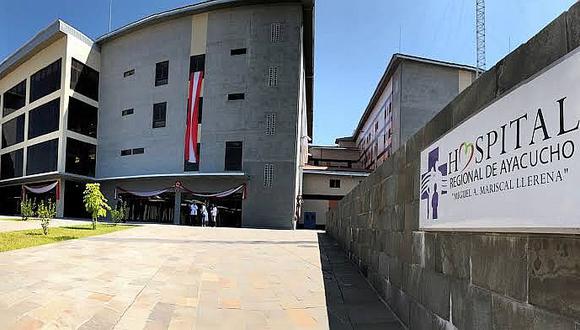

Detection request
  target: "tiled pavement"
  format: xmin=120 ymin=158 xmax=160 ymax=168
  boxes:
xmin=0 ymin=224 xmax=404 ymax=329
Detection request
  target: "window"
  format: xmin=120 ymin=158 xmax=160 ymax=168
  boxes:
xmin=330 ymin=179 xmax=341 ymax=189
xmin=0 ymin=149 xmax=23 ymax=179
xmin=224 ymin=141 xmax=242 ymax=171
xmin=122 ymin=109 xmax=134 ymax=116
xmin=66 ymin=138 xmax=96 ymax=177
xmin=153 ymin=102 xmax=167 ymax=128
xmin=68 ymin=97 xmax=98 ymax=138
xmin=121 ymin=149 xmax=132 ymax=156
xmin=3 ymin=80 xmax=26 ymax=117
xmin=71 ymin=58 xmax=99 ymax=101
xmin=266 ymin=113 xmax=276 ymax=135
xmin=231 ymin=48 xmax=247 ymax=56
xmin=270 ymin=23 xmax=281 ymax=43
xmin=228 ymin=93 xmax=245 ymax=101
xmin=268 ymin=66 xmax=279 ymax=87
xmin=123 ymin=69 xmax=135 ymax=78
xmin=198 ymin=97 xmax=203 ymax=123
xmin=26 ymin=139 xmax=58 ymax=175
xmin=28 ymin=98 xmax=60 ymax=139
xmin=190 ymin=55 xmax=205 ymax=73
xmin=375 ymin=122 xmax=378 ymax=132
xmin=132 ymin=148 xmax=144 ymax=155
xmin=30 ymin=59 xmax=61 ymax=103
xmin=263 ymin=163 xmax=274 ymax=187
xmin=1 ymin=115 xmax=25 ymax=148
xmin=155 ymin=61 xmax=169 ymax=86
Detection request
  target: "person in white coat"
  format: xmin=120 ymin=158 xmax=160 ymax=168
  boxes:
xmin=210 ymin=205 xmax=218 ymax=227
xmin=200 ymin=204 xmax=208 ymax=227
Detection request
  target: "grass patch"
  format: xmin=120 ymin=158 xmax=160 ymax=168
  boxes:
xmin=0 ymin=224 xmax=134 ymax=252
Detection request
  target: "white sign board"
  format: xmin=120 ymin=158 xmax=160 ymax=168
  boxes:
xmin=419 ymin=50 xmax=580 ymax=232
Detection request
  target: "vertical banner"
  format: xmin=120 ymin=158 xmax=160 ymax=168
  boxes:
xmin=185 ymin=71 xmax=203 ymax=164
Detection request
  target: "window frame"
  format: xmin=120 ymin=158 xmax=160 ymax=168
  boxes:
xmin=330 ymin=179 xmax=341 ymax=189
xmin=155 ymin=61 xmax=169 ymax=86
xmin=152 ymin=102 xmax=167 ymax=128
xmin=224 ymin=141 xmax=243 ymax=171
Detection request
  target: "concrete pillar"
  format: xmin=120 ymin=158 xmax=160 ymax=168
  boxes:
xmin=56 ymin=180 xmax=65 ymax=218
xmin=174 ymin=191 xmax=182 ymax=225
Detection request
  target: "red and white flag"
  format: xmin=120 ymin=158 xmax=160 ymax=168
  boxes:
xmin=185 ymin=71 xmax=203 ymax=164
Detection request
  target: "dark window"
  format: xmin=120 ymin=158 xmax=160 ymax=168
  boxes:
xmin=123 ymin=69 xmax=135 ymax=78
xmin=2 ymin=115 xmax=25 ymax=148
xmin=0 ymin=149 xmax=23 ymax=179
xmin=121 ymin=149 xmax=132 ymax=156
xmin=330 ymin=179 xmax=341 ymax=188
xmin=30 ymin=59 xmax=61 ymax=103
xmin=153 ymin=102 xmax=167 ymax=128
xmin=68 ymin=97 xmax=98 ymax=138
xmin=122 ymin=109 xmax=134 ymax=116
xmin=132 ymin=148 xmax=144 ymax=155
xmin=70 ymin=58 xmax=99 ymax=101
xmin=3 ymin=80 xmax=26 ymax=116
xmin=190 ymin=55 xmax=205 ymax=73
xmin=224 ymin=141 xmax=242 ymax=171
xmin=66 ymin=138 xmax=96 ymax=177
xmin=26 ymin=139 xmax=58 ymax=175
xmin=231 ymin=48 xmax=247 ymax=55
xmin=28 ymin=98 xmax=60 ymax=140
xmin=228 ymin=93 xmax=245 ymax=101
xmin=184 ymin=143 xmax=200 ymax=172
xmin=155 ymin=61 xmax=169 ymax=86
xmin=198 ymin=97 xmax=203 ymax=123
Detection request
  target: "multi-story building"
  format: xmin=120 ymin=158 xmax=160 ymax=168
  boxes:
xmin=0 ymin=0 xmax=315 ymax=229
xmin=339 ymin=53 xmax=477 ymax=171
xmin=300 ymin=142 xmax=368 ymax=229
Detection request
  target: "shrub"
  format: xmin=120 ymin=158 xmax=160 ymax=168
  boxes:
xmin=37 ymin=200 xmax=56 ymax=235
xmin=83 ymin=183 xmax=111 ymax=230
xmin=20 ymin=198 xmax=36 ymax=221
xmin=110 ymin=202 xmax=127 ymax=225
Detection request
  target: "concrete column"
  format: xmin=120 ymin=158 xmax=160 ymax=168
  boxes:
xmin=174 ymin=191 xmax=182 ymax=225
xmin=56 ymin=179 xmax=65 ymax=218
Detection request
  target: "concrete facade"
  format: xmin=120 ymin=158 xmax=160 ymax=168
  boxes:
xmin=326 ymin=2 xmax=580 ymax=328
xmin=0 ymin=0 xmax=314 ymax=229
xmin=342 ymin=54 xmax=476 ymax=172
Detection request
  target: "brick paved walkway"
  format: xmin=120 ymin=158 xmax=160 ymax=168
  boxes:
xmin=0 ymin=225 xmax=403 ymax=329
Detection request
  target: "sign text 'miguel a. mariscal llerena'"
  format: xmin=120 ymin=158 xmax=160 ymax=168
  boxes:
xmin=419 ymin=49 xmax=580 ymax=231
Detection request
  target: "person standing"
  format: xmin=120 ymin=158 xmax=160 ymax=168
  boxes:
xmin=201 ymin=204 xmax=208 ymax=227
xmin=210 ymin=205 xmax=218 ymax=227
xmin=189 ymin=202 xmax=198 ymax=226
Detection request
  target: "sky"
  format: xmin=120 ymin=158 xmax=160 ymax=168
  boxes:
xmin=0 ymin=0 xmax=576 ymax=145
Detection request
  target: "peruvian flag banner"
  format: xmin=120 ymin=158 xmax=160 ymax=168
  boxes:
xmin=185 ymin=71 xmax=203 ymax=164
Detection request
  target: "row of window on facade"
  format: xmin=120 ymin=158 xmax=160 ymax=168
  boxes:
xmin=1 ymin=58 xmax=98 ymax=118
xmin=0 ymin=137 xmax=96 ymax=180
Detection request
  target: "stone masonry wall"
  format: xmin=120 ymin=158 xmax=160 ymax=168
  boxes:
xmin=326 ymin=3 xmax=580 ymax=329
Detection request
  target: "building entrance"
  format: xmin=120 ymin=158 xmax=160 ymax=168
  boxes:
xmin=180 ymin=192 xmax=242 ymax=228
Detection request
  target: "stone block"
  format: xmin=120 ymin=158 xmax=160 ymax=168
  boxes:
xmin=411 ymin=231 xmax=425 ymax=266
xmin=389 ymin=256 xmax=403 ymax=289
xmin=420 ymin=270 xmax=450 ymax=320
xmin=409 ymin=301 xmax=433 ymax=330
xmin=384 ymin=176 xmax=397 ymax=208
xmin=405 ymin=264 xmax=423 ymax=302
xmin=529 ymin=236 xmax=580 ymax=319
xmin=450 ymin=280 xmax=492 ymax=330
xmin=567 ymin=1 xmax=580 ymax=51
xmin=378 ymin=252 xmax=390 ymax=281
xmin=405 ymin=128 xmax=424 ymax=166
xmin=471 ymin=234 xmax=528 ymax=302
xmin=425 ymin=232 xmax=443 ymax=273
xmin=492 ymin=294 xmax=576 ymax=330
xmin=440 ymin=233 xmax=471 ymax=279
xmin=404 ymin=201 xmax=419 ymax=232
xmin=497 ymin=12 xmax=568 ymax=95
xmin=423 ymin=104 xmax=453 ymax=147
xmin=451 ymin=65 xmax=498 ymax=127
xmin=388 ymin=284 xmax=410 ymax=327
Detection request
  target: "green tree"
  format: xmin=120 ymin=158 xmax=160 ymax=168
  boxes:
xmin=20 ymin=198 xmax=36 ymax=221
xmin=83 ymin=183 xmax=111 ymax=230
xmin=110 ymin=201 xmax=127 ymax=225
xmin=37 ymin=199 xmax=56 ymax=235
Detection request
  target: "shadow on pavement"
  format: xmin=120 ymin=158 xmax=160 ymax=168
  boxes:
xmin=317 ymin=232 xmax=405 ymax=330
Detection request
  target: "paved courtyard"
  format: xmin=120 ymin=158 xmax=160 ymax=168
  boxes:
xmin=0 ymin=218 xmax=92 ymax=233
xmin=0 ymin=224 xmax=403 ymax=330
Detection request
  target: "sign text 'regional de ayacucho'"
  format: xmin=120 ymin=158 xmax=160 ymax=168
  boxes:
xmin=419 ymin=50 xmax=580 ymax=231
